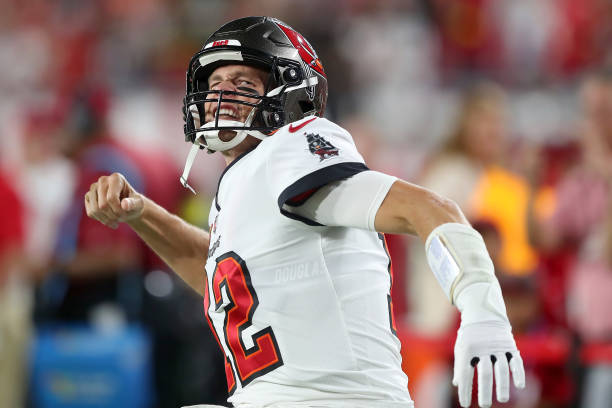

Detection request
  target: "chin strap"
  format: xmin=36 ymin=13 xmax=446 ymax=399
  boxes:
xmin=180 ymin=107 xmax=268 ymax=193
xmin=180 ymin=144 xmax=201 ymax=194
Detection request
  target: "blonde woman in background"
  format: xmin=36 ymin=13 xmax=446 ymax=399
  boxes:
xmin=409 ymin=82 xmax=537 ymax=335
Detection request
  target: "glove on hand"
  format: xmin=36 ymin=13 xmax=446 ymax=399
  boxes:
xmin=453 ymin=283 xmax=525 ymax=407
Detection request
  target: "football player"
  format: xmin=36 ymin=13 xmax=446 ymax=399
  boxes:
xmin=84 ymin=17 xmax=525 ymax=408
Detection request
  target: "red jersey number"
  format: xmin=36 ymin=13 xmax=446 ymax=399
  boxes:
xmin=207 ymin=251 xmax=283 ymax=392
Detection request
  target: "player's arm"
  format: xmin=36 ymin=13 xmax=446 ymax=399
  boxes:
xmin=290 ymin=171 xmax=525 ymax=408
xmin=84 ymin=173 xmax=209 ymax=296
xmin=373 ymin=178 xmax=468 ymax=238
xmin=378 ymin=180 xmax=526 ymax=408
xmin=286 ymin=171 xmax=467 ymax=238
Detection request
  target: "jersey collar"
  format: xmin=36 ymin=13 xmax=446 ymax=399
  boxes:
xmin=214 ymin=146 xmax=257 ymax=211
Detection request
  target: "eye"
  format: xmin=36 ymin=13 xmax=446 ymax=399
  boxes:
xmin=238 ymin=79 xmax=255 ymax=86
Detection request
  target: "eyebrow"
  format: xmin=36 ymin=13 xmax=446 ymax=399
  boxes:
xmin=208 ymin=70 xmax=263 ymax=85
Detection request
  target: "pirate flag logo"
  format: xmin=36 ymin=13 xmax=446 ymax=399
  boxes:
xmin=306 ymin=133 xmax=339 ymax=161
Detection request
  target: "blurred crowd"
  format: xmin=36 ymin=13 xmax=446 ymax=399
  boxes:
xmin=1 ymin=0 xmax=612 ymax=407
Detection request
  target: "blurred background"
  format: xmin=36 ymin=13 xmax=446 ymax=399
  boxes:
xmin=1 ymin=0 xmax=612 ymax=407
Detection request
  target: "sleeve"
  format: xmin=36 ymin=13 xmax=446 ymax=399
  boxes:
xmin=266 ymin=117 xmax=369 ymax=225
xmin=286 ymin=171 xmax=397 ymax=230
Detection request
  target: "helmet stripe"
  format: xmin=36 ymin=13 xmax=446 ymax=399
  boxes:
xmin=198 ymin=50 xmax=244 ymax=67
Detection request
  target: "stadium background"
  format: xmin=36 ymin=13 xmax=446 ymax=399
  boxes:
xmin=1 ymin=0 xmax=612 ymax=407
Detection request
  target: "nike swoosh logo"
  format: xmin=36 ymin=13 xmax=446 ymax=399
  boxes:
xmin=288 ymin=117 xmax=317 ymax=133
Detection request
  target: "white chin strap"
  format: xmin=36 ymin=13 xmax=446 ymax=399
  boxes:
xmin=180 ymin=108 xmax=267 ymax=193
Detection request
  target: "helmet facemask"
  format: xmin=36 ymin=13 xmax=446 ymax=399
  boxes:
xmin=183 ymin=53 xmax=310 ymax=153
xmin=185 ymin=88 xmax=267 ymax=153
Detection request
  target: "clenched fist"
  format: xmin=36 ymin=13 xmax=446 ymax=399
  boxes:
xmin=84 ymin=172 xmax=144 ymax=229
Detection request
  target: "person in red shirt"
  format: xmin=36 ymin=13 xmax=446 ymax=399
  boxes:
xmin=43 ymin=87 xmax=146 ymax=321
xmin=0 ymin=168 xmax=28 ymax=408
xmin=0 ymin=169 xmax=24 ymax=283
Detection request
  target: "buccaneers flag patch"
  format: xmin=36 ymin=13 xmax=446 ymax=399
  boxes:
xmin=306 ymin=133 xmax=339 ymax=161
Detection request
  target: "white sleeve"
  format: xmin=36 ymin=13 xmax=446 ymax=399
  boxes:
xmin=267 ymin=116 xmax=370 ymax=225
xmin=285 ymin=171 xmax=398 ymax=230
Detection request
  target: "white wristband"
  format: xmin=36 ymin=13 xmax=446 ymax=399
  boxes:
xmin=425 ymin=223 xmax=496 ymax=304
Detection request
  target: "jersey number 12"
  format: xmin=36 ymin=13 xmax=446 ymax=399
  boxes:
xmin=204 ymin=251 xmax=284 ymax=394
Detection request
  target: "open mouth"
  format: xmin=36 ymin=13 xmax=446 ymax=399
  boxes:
xmin=214 ymin=107 xmax=240 ymax=121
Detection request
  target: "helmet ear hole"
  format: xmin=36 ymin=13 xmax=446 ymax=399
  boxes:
xmin=263 ymin=111 xmax=285 ymax=127
xmin=282 ymin=67 xmax=302 ymax=85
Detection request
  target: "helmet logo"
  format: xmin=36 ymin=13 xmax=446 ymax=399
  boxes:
xmin=204 ymin=39 xmax=242 ymax=49
xmin=276 ymin=23 xmax=326 ymax=77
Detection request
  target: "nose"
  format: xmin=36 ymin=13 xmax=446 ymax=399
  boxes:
xmin=211 ymin=80 xmax=236 ymax=92
xmin=206 ymin=80 xmax=237 ymax=113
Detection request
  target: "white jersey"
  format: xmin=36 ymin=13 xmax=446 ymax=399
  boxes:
xmin=203 ymin=116 xmax=413 ymax=408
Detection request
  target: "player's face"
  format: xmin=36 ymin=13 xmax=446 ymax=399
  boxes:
xmin=205 ymin=64 xmax=267 ymax=126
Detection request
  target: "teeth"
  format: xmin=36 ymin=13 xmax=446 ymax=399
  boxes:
xmin=218 ymin=108 xmax=237 ymax=118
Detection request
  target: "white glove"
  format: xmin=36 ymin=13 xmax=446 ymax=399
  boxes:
xmin=453 ymin=282 xmax=525 ymax=407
